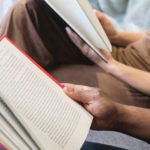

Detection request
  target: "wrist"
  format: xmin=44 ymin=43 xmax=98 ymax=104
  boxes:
xmin=113 ymin=103 xmax=150 ymax=141
xmin=112 ymin=31 xmax=145 ymax=47
xmin=106 ymin=60 xmax=128 ymax=81
xmin=106 ymin=59 xmax=120 ymax=75
xmin=110 ymin=32 xmax=124 ymax=46
xmin=113 ymin=103 xmax=134 ymax=133
xmin=112 ymin=103 xmax=127 ymax=131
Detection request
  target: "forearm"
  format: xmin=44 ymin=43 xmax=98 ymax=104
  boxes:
xmin=109 ymin=61 xmax=150 ymax=95
xmin=112 ymin=32 xmax=145 ymax=47
xmin=115 ymin=103 xmax=150 ymax=142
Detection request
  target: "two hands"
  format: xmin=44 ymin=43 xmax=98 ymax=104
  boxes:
xmin=63 ymin=11 xmax=121 ymax=131
xmin=63 ymin=10 xmax=150 ymax=141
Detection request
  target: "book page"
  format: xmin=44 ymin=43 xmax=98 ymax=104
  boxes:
xmin=0 ymin=115 xmax=30 ymax=150
xmin=0 ymin=99 xmax=39 ymax=150
xmin=0 ymin=129 xmax=20 ymax=150
xmin=76 ymin=0 xmax=112 ymax=51
xmin=0 ymin=108 xmax=33 ymax=150
xmin=45 ymin=0 xmax=112 ymax=61
xmin=0 ymin=38 xmax=92 ymax=150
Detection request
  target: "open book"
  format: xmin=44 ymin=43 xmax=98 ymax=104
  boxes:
xmin=0 ymin=36 xmax=93 ymax=150
xmin=44 ymin=0 xmax=112 ymax=62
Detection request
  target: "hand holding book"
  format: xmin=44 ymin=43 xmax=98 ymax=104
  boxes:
xmin=94 ymin=10 xmax=118 ymax=44
xmin=66 ymin=27 xmax=118 ymax=74
xmin=94 ymin=10 xmax=144 ymax=47
xmin=63 ymin=83 xmax=119 ymax=131
xmin=0 ymin=37 xmax=93 ymax=150
xmin=45 ymin=0 xmax=112 ymax=62
xmin=65 ymin=9 xmax=120 ymax=73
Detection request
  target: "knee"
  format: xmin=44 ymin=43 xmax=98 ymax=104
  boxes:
xmin=0 ymin=0 xmax=38 ymax=36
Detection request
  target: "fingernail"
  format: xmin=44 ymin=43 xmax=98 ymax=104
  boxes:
xmin=63 ymin=86 xmax=68 ymax=92
xmin=63 ymin=86 xmax=74 ymax=93
xmin=65 ymin=27 xmax=71 ymax=34
xmin=93 ymin=9 xmax=97 ymax=13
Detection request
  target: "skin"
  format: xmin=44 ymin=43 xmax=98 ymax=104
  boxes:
xmin=64 ymin=10 xmax=150 ymax=141
xmin=66 ymin=11 xmax=150 ymax=95
xmin=63 ymin=83 xmax=150 ymax=142
xmin=94 ymin=10 xmax=145 ymax=47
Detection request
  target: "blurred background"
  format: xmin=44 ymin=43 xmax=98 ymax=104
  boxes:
xmin=0 ymin=0 xmax=16 ymax=21
xmin=1 ymin=0 xmax=150 ymax=32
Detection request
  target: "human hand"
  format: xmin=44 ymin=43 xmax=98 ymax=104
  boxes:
xmin=66 ymin=27 xmax=118 ymax=74
xmin=95 ymin=10 xmax=144 ymax=46
xmin=94 ymin=10 xmax=118 ymax=44
xmin=63 ymin=83 xmax=119 ymax=130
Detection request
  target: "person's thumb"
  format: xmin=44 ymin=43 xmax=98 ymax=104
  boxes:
xmin=94 ymin=10 xmax=105 ymax=22
xmin=63 ymin=83 xmax=97 ymax=104
xmin=99 ymin=49 xmax=112 ymax=61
